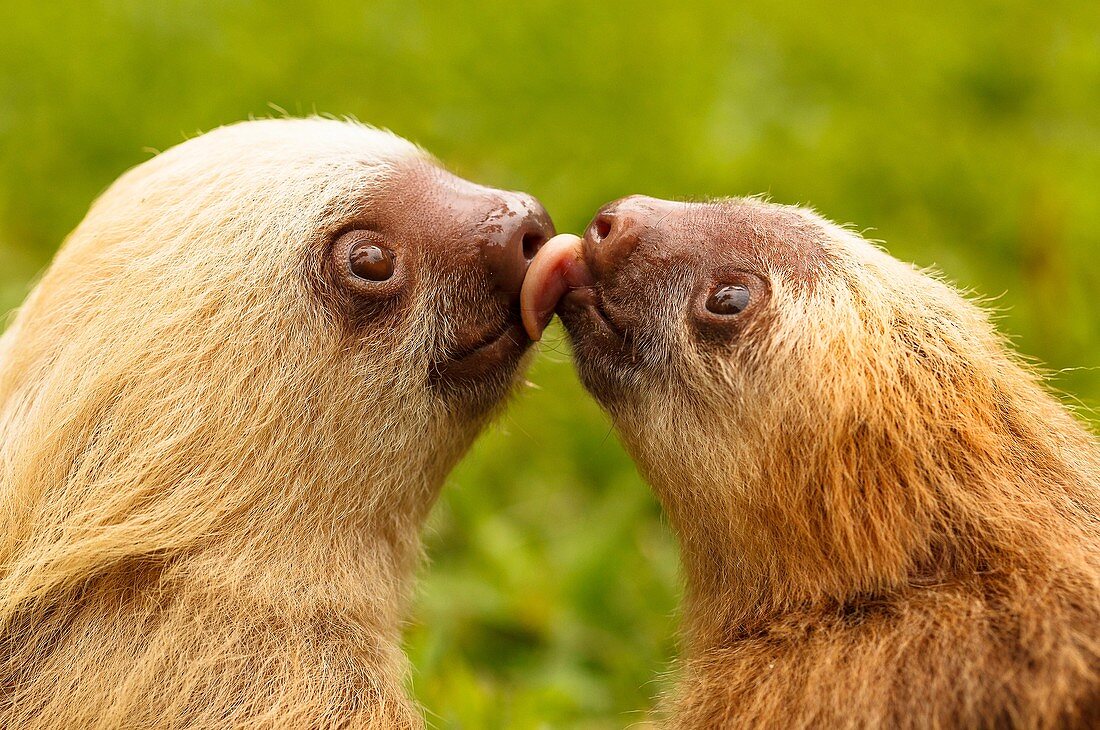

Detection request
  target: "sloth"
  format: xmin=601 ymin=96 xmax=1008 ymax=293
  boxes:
xmin=522 ymin=196 xmax=1100 ymax=728
xmin=0 ymin=118 xmax=553 ymax=729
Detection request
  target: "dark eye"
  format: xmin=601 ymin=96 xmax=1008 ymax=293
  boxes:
xmin=348 ymin=237 xmax=396 ymax=282
xmin=706 ymin=284 xmax=750 ymax=315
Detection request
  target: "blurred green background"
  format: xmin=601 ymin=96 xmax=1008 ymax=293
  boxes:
xmin=2 ymin=1 xmax=1098 ymax=727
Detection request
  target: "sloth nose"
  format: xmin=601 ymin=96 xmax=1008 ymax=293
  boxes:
xmin=480 ymin=193 xmax=554 ymax=299
xmin=585 ymin=195 xmax=688 ymax=275
xmin=583 ymin=195 xmax=655 ymax=274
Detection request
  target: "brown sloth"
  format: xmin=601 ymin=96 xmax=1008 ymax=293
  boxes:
xmin=523 ymin=197 xmax=1100 ymax=728
xmin=0 ymin=118 xmax=553 ymax=728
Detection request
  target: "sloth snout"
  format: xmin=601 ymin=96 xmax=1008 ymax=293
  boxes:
xmin=584 ymin=195 xmax=689 ymax=276
xmin=479 ymin=193 xmax=554 ymax=299
xmin=584 ymin=197 xmax=648 ymax=274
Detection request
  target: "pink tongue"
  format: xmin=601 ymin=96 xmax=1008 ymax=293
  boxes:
xmin=520 ymin=233 xmax=593 ymax=341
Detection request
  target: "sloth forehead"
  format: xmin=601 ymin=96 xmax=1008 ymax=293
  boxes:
xmin=60 ymin=118 xmax=453 ymax=288
xmin=654 ymin=198 xmax=836 ymax=292
xmin=124 ymin=118 xmax=432 ymax=210
xmin=176 ymin=118 xmax=425 ymax=168
xmin=88 ymin=118 xmax=440 ymax=247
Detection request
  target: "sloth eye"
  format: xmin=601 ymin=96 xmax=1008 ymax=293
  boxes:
xmin=347 ymin=236 xmax=396 ymax=282
xmin=706 ymin=284 xmax=750 ymax=315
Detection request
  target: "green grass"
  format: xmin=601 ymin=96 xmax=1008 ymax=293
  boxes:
xmin=2 ymin=1 xmax=1098 ymax=726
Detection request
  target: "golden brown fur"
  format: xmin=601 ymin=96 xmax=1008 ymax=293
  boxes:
xmin=558 ymin=197 xmax=1100 ymax=728
xmin=0 ymin=119 xmax=535 ymax=728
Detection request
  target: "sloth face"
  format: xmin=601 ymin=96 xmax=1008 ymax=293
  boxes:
xmin=0 ymin=119 xmax=560 ymax=556
xmin=310 ymin=146 xmax=553 ymax=413
xmin=522 ymin=195 xmax=833 ymax=412
xmin=23 ymin=119 xmax=554 ymax=450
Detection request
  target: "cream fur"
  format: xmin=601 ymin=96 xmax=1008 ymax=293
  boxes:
xmin=0 ymin=119 xmax=519 ymax=728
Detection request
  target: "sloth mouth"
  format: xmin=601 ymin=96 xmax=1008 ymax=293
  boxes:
xmin=431 ymin=318 xmax=531 ymax=386
xmin=558 ymin=287 xmax=626 ymax=344
xmin=517 ymin=231 xmax=635 ymax=370
xmin=557 ymin=288 xmax=641 ymax=405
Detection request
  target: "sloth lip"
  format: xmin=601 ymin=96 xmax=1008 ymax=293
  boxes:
xmin=432 ymin=318 xmax=531 ymax=384
xmin=455 ymin=319 xmax=530 ymax=361
xmin=558 ymin=287 xmax=626 ymax=342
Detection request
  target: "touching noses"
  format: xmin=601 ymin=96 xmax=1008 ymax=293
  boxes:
xmin=479 ymin=193 xmax=555 ymax=299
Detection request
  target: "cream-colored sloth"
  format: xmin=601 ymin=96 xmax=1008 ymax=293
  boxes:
xmin=524 ymin=197 xmax=1100 ymax=729
xmin=0 ymin=118 xmax=554 ymax=729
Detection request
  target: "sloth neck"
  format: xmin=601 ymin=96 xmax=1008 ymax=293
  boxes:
xmin=0 ymin=387 xmax=479 ymax=726
xmin=185 ymin=432 xmax=468 ymax=602
xmin=625 ymin=385 xmax=1100 ymax=652
xmin=0 ymin=393 xmax=475 ymax=634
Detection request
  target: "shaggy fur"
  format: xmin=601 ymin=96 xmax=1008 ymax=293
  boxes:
xmin=561 ymin=198 xmax=1100 ymax=728
xmin=0 ymin=119 xmax=531 ymax=728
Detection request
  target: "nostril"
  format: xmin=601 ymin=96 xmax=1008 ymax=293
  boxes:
xmin=522 ymin=231 xmax=546 ymax=261
xmin=592 ymin=216 xmax=612 ymax=243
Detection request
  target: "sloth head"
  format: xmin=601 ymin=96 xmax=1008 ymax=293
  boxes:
xmin=0 ymin=119 xmax=553 ymax=588
xmin=524 ymin=194 xmax=955 ymax=431
xmin=524 ymin=195 xmax=1097 ymax=612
